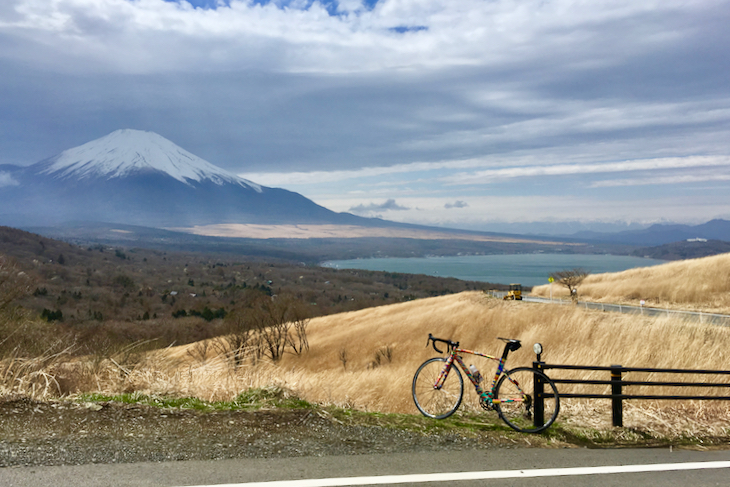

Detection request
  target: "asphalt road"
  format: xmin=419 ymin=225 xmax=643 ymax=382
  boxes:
xmin=2 ymin=448 xmax=729 ymax=487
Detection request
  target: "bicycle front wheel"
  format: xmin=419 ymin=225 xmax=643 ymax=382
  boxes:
xmin=494 ymin=367 xmax=559 ymax=433
xmin=412 ymin=357 xmax=464 ymax=419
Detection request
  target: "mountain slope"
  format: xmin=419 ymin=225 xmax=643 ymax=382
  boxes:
xmin=0 ymin=130 xmax=363 ymax=228
xmin=34 ymin=129 xmax=261 ymax=189
xmin=569 ymin=219 xmax=730 ymax=246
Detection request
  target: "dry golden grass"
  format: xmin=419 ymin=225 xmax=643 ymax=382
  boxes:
xmin=168 ymin=223 xmax=567 ymax=244
xmin=42 ymin=291 xmax=730 ymax=437
xmin=7 ymin=252 xmax=730 ymax=438
xmin=532 ymin=252 xmax=730 ymax=314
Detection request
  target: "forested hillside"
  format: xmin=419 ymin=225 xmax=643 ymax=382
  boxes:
xmin=0 ymin=226 xmax=500 ymax=354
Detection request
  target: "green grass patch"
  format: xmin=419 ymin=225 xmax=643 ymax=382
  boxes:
xmin=232 ymin=386 xmax=315 ymax=409
xmin=77 ymin=386 xmax=315 ymax=412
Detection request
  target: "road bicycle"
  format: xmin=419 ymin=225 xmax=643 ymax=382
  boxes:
xmin=412 ymin=334 xmax=560 ymax=433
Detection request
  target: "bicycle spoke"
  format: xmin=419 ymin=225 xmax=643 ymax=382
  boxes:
xmin=412 ymin=358 xmax=464 ymax=419
xmin=494 ymin=367 xmax=559 ymax=433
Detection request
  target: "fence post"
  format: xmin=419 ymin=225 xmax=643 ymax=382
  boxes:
xmin=533 ymin=361 xmax=545 ymax=427
xmin=611 ymin=365 xmax=623 ymax=427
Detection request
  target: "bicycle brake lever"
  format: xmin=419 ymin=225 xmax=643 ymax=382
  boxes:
xmin=427 ymin=333 xmax=443 ymax=353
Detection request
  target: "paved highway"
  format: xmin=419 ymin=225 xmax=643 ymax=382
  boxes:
xmin=2 ymin=448 xmax=729 ymax=487
xmin=517 ymin=294 xmax=730 ymax=326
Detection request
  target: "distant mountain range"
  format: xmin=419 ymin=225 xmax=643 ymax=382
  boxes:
xmin=0 ymin=129 xmax=368 ymax=228
xmin=632 ymin=239 xmax=730 ymax=260
xmin=568 ymin=219 xmax=730 ymax=246
xmin=1 ymin=129 xmax=728 ymax=260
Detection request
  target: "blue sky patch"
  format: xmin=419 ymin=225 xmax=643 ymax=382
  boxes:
xmin=389 ymin=26 xmax=429 ymax=34
xmin=165 ymin=0 xmax=379 ymax=13
xmin=164 ymin=0 xmax=230 ymax=9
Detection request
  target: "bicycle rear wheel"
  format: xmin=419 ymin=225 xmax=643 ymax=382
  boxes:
xmin=412 ymin=357 xmax=463 ymax=419
xmin=494 ymin=367 xmax=559 ymax=433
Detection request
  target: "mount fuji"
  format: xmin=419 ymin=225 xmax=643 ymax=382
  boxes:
xmin=0 ymin=129 xmax=364 ymax=228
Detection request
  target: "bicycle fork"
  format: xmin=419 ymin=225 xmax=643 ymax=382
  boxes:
xmin=433 ymin=355 xmax=457 ymax=390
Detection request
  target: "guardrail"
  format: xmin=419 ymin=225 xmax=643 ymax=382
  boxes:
xmin=566 ymin=300 xmax=730 ymax=326
xmin=533 ymin=361 xmax=730 ymax=427
xmin=486 ymin=290 xmax=730 ymax=326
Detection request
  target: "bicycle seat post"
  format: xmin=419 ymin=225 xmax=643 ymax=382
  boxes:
xmin=499 ymin=338 xmax=522 ymax=362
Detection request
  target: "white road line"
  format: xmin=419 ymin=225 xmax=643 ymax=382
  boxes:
xmin=177 ymin=461 xmax=730 ymax=487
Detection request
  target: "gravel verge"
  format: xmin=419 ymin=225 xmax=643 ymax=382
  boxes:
xmin=0 ymin=399 xmax=530 ymax=467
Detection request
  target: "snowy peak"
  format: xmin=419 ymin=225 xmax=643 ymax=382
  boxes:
xmin=35 ymin=129 xmax=261 ymax=191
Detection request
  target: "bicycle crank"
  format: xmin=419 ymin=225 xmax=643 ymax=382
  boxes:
xmin=479 ymin=396 xmax=497 ymax=411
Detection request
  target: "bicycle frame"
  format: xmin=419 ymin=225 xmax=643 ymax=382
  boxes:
xmin=434 ymin=347 xmax=525 ymax=405
xmin=415 ymin=334 xmax=559 ymax=433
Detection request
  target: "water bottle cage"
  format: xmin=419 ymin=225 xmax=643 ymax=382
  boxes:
xmin=468 ymin=365 xmax=482 ymax=384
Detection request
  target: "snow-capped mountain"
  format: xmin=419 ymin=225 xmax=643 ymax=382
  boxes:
xmin=36 ymin=129 xmax=261 ymax=190
xmin=0 ymin=130 xmax=360 ymax=228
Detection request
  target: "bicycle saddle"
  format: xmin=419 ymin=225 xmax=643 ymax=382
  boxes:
xmin=497 ymin=337 xmax=522 ymax=352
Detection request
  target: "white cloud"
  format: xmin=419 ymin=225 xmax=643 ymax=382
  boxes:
xmin=0 ymin=172 xmax=18 ymax=187
xmin=1 ymin=0 xmax=712 ymax=75
xmin=348 ymin=198 xmax=409 ymax=215
xmin=243 ymin=155 xmax=730 ymax=192
xmin=238 ymin=158 xmax=488 ymax=186
xmin=591 ymin=173 xmax=730 ymax=188
xmin=321 ymin=193 xmax=730 ymax=228
xmin=441 ymin=156 xmax=730 ymax=185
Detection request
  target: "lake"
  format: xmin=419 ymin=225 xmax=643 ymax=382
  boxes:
xmin=321 ymin=254 xmax=667 ymax=287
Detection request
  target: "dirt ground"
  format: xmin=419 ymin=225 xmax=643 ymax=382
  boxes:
xmin=0 ymin=399 xmax=530 ymax=467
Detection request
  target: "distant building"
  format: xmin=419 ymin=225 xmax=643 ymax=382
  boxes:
xmin=687 ymin=238 xmax=708 ymax=242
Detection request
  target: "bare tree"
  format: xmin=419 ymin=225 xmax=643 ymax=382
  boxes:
xmin=0 ymin=255 xmax=32 ymax=311
xmin=339 ymin=348 xmax=348 ymax=370
xmin=0 ymin=256 xmax=35 ymax=354
xmin=285 ymin=299 xmax=310 ymax=356
xmin=220 ymin=292 xmax=312 ymax=365
xmin=251 ymin=295 xmax=289 ymax=362
xmin=549 ymin=268 xmax=589 ymax=301
xmin=186 ymin=339 xmax=212 ymax=364
xmin=216 ymin=309 xmax=258 ymax=367
xmin=255 ymin=295 xmax=311 ymax=361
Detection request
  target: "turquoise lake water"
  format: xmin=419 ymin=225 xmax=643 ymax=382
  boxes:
xmin=321 ymin=254 xmax=667 ymax=287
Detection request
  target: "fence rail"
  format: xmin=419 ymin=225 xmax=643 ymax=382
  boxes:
xmin=534 ymin=361 xmax=730 ymax=427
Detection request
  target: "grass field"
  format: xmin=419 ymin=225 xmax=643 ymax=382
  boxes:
xmin=38 ymin=290 xmax=730 ymax=438
xmin=4 ymin=251 xmax=730 ymax=439
xmin=531 ymin=252 xmax=730 ymax=314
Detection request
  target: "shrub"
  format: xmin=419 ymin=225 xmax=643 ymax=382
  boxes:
xmin=41 ymin=308 xmax=63 ymax=322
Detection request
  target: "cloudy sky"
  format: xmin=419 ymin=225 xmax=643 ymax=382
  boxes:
xmin=1 ymin=0 xmax=729 ymax=233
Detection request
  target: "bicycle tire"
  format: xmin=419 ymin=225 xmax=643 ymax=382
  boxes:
xmin=494 ymin=366 xmax=559 ymax=433
xmin=412 ymin=357 xmax=464 ymax=419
